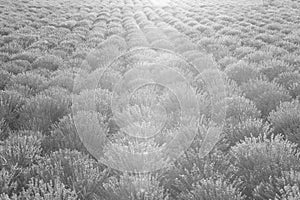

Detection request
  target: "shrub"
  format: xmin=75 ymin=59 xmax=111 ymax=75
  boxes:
xmin=269 ymin=100 xmax=300 ymax=145
xmin=0 ymin=169 xmax=17 ymax=197
xmin=231 ymin=135 xmax=300 ymax=199
xmin=85 ymin=37 xmax=105 ymax=48
xmin=183 ymin=50 xmax=206 ymax=63
xmin=6 ymin=71 xmax=49 ymax=97
xmin=189 ymin=54 xmax=218 ymax=73
xmin=262 ymin=45 xmax=289 ymax=57
xmin=161 ymin=149 xmax=232 ymax=199
xmin=221 ymin=95 xmax=261 ymax=124
xmin=246 ymin=50 xmax=273 ymax=64
xmin=39 ymin=86 xmax=71 ymax=104
xmin=0 ymin=52 xmax=10 ymax=62
xmin=42 ymin=115 xmax=86 ymax=154
xmin=225 ymin=61 xmax=261 ymax=85
xmin=217 ymin=36 xmax=241 ymax=51
xmin=0 ymin=168 xmax=17 ymax=196
xmin=0 ymin=131 xmax=43 ymax=196
xmin=197 ymin=37 xmax=217 ymax=51
xmin=212 ymin=24 xmax=224 ymax=31
xmin=194 ymin=71 xmax=243 ymax=119
xmin=0 ymin=90 xmax=25 ymax=135
xmin=0 ymin=131 xmax=42 ymax=169
xmin=259 ymin=59 xmax=294 ymax=81
xmin=11 ymin=49 xmax=41 ymax=63
xmin=276 ymin=171 xmax=300 ymax=199
xmin=12 ymin=59 xmax=31 ymax=69
xmin=275 ymin=40 xmax=298 ymax=53
xmin=72 ymin=88 xmax=112 ymax=119
xmin=104 ymin=35 xmax=127 ymax=51
xmin=241 ymin=38 xmax=264 ymax=50
xmin=75 ymin=67 xmax=122 ymax=92
xmin=282 ymin=53 xmax=300 ymax=67
xmin=103 ymin=173 xmax=170 ymax=200
xmin=30 ymin=68 xmax=52 ymax=79
xmin=275 ymin=72 xmax=300 ymax=99
xmin=219 ymin=28 xmax=242 ymax=37
xmin=255 ymin=33 xmax=279 ymax=44
xmin=50 ymin=48 xmax=70 ymax=59
xmin=253 ymin=170 xmax=300 ymax=200
xmin=16 ymin=34 xmax=39 ymax=49
xmin=218 ymin=56 xmax=238 ymax=70
xmin=49 ymin=69 xmax=75 ymax=92
xmin=0 ymin=27 xmax=13 ymax=36
xmin=19 ymin=94 xmax=70 ymax=134
xmin=1 ymin=60 xmax=29 ymax=75
xmin=0 ymin=41 xmax=23 ymax=55
xmin=284 ymin=34 xmax=300 ymax=45
xmin=150 ymin=39 xmax=175 ymax=51
xmin=2 ymin=178 xmax=78 ymax=200
xmin=195 ymin=24 xmax=213 ymax=34
xmin=179 ymin=177 xmax=245 ymax=200
xmin=72 ymin=69 xmax=100 ymax=93
xmin=85 ymin=40 xmax=125 ymax=71
xmin=208 ymin=44 xmax=231 ymax=61
xmin=60 ymin=39 xmax=78 ymax=52
xmin=59 ymin=20 xmax=77 ymax=29
xmin=31 ymin=55 xmax=63 ymax=71
xmin=221 ymin=118 xmax=272 ymax=151
xmin=72 ymin=67 xmax=115 ymax=92
xmin=266 ymin=23 xmax=282 ymax=31
xmin=0 ymin=70 xmax=11 ymax=90
xmin=234 ymin=46 xmax=256 ymax=59
xmin=174 ymin=37 xmax=197 ymax=54
xmin=224 ymin=79 xmax=243 ymax=97
xmin=127 ymin=34 xmax=150 ymax=49
xmin=145 ymin=29 xmax=167 ymax=43
xmin=240 ymin=79 xmax=291 ymax=117
xmin=88 ymin=32 xmax=105 ymax=40
xmin=32 ymin=149 xmax=109 ymax=200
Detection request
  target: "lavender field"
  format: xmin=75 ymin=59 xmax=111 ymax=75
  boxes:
xmin=0 ymin=0 xmax=300 ymax=199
